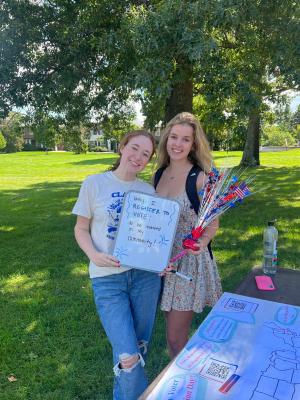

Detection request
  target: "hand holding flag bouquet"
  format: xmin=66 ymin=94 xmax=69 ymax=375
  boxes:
xmin=170 ymin=167 xmax=254 ymax=263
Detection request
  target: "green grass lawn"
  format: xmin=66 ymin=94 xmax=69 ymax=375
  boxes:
xmin=0 ymin=149 xmax=299 ymax=399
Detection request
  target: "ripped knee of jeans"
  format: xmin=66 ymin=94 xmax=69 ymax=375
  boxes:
xmin=138 ymin=340 xmax=148 ymax=356
xmin=113 ymin=353 xmax=145 ymax=377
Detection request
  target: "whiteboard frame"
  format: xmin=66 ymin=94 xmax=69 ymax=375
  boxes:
xmin=112 ymin=190 xmax=181 ymax=273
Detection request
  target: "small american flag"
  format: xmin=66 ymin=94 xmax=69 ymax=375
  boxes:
xmin=235 ymin=182 xmax=250 ymax=199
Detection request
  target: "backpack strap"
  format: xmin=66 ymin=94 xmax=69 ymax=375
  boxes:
xmin=153 ymin=166 xmax=167 ymax=189
xmin=154 ymin=164 xmax=213 ymax=259
xmin=185 ymin=165 xmax=201 ymax=214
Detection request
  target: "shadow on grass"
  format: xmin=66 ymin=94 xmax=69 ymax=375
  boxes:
xmin=213 ymin=153 xmax=242 ymax=161
xmin=0 ymin=163 xmax=299 ymax=399
xmin=0 ymin=180 xmax=114 ymax=399
xmin=69 ymin=154 xmax=117 ymax=166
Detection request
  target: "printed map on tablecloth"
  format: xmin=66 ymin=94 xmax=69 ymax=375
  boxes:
xmin=146 ymin=292 xmax=300 ymax=400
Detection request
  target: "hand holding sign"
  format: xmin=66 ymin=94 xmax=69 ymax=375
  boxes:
xmin=113 ymin=191 xmax=180 ymax=273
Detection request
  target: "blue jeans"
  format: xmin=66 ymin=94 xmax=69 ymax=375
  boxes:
xmin=92 ymin=269 xmax=161 ymax=400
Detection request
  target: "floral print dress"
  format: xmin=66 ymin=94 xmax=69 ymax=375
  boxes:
xmin=160 ymin=190 xmax=222 ymax=313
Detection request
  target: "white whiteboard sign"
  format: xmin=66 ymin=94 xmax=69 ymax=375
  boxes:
xmin=112 ymin=190 xmax=180 ymax=273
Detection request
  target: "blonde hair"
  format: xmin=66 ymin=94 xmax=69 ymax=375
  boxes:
xmin=110 ymin=130 xmax=156 ymax=171
xmin=157 ymin=112 xmax=212 ymax=173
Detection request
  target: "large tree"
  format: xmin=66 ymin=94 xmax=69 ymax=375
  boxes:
xmin=1 ymin=0 xmax=299 ymax=164
xmin=125 ymin=0 xmax=299 ymax=164
xmin=122 ymin=0 xmax=216 ymax=127
xmin=0 ymin=0 xmax=137 ymax=121
xmin=228 ymin=1 xmax=300 ymax=165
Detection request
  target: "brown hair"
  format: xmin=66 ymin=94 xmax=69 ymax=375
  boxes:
xmin=110 ymin=130 xmax=156 ymax=171
xmin=157 ymin=112 xmax=212 ymax=173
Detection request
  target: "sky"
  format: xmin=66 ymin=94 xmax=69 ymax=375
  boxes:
xmin=133 ymin=101 xmax=146 ymax=126
xmin=14 ymin=93 xmax=300 ymax=126
xmin=290 ymin=95 xmax=300 ymax=112
xmin=134 ymin=94 xmax=300 ymax=127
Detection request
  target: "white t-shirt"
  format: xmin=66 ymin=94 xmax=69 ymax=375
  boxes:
xmin=72 ymin=171 xmax=155 ymax=278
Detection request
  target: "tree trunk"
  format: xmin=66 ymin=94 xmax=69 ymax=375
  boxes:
xmin=240 ymin=109 xmax=261 ymax=166
xmin=164 ymin=62 xmax=193 ymax=124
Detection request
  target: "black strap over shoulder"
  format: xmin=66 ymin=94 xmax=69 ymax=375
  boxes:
xmin=185 ymin=165 xmax=202 ymax=214
xmin=154 ymin=166 xmax=167 ymax=189
xmin=154 ymin=164 xmax=213 ymax=260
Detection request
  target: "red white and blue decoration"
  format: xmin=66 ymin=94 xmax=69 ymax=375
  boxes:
xmin=170 ymin=167 xmax=255 ymax=263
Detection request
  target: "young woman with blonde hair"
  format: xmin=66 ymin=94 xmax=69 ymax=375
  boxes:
xmin=154 ymin=112 xmax=222 ymax=359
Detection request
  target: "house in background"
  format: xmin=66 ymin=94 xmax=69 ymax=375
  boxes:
xmin=23 ymin=127 xmax=65 ymax=150
xmin=88 ymin=128 xmax=104 ymax=147
xmin=22 ymin=126 xmax=112 ymax=151
xmin=87 ymin=128 xmax=116 ymax=151
xmin=154 ymin=121 xmax=163 ymax=141
xmin=23 ymin=127 xmax=45 ymax=149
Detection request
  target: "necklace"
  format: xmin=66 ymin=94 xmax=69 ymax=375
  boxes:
xmin=166 ymin=165 xmax=192 ymax=180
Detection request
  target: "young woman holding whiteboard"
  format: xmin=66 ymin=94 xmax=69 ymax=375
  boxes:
xmin=73 ymin=131 xmax=161 ymax=400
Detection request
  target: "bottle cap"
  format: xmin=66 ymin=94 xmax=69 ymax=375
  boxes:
xmin=268 ymin=221 xmax=275 ymax=226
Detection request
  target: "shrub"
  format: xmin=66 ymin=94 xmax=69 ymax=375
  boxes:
xmin=89 ymin=145 xmax=108 ymax=152
xmin=0 ymin=131 xmax=6 ymax=150
xmin=22 ymin=143 xmax=37 ymax=151
xmin=262 ymin=125 xmax=296 ymax=146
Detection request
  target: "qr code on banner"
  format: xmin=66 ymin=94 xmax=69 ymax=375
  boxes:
xmin=223 ymin=297 xmax=258 ymax=314
xmin=200 ymin=359 xmax=237 ymax=383
xmin=228 ymin=300 xmax=246 ymax=310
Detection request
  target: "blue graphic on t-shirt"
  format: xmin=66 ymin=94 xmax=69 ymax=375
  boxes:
xmin=107 ymin=192 xmax=124 ymax=240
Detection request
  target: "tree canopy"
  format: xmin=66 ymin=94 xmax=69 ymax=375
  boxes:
xmin=0 ymin=112 xmax=26 ymax=152
xmin=1 ymin=0 xmax=299 ymax=164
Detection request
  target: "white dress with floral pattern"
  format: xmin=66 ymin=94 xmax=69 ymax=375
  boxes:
xmin=160 ymin=190 xmax=222 ymax=313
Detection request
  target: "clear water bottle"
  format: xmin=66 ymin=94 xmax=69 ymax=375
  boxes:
xmin=263 ymin=221 xmax=278 ymax=275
